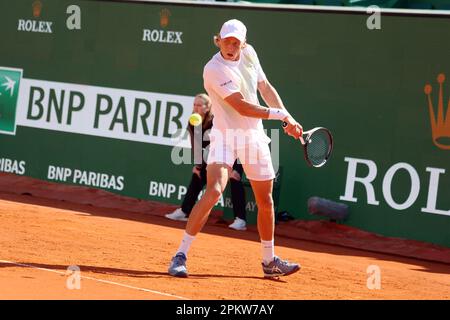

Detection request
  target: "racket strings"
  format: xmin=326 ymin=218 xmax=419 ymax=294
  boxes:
xmin=306 ymin=130 xmax=331 ymax=166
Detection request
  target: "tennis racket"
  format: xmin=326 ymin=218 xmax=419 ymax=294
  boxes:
xmin=282 ymin=122 xmax=333 ymax=168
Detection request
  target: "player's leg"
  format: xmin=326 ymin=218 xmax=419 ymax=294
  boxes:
xmin=241 ymin=142 xmax=300 ymax=278
xmin=248 ymin=179 xmax=276 ymax=268
xmin=249 ymin=179 xmax=274 ymax=241
xmin=169 ymin=132 xmax=235 ymax=278
xmin=239 ymin=142 xmax=276 ymax=241
xmin=250 ymin=178 xmax=300 ymax=278
xmin=168 ymin=163 xmax=230 ymax=278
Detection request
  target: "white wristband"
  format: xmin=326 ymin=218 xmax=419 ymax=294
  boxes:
xmin=268 ymin=108 xmax=290 ymax=120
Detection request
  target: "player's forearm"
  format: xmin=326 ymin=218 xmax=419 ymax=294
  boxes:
xmin=259 ymin=81 xmax=288 ymax=113
xmin=225 ymin=92 xmax=291 ymax=120
xmin=235 ymin=100 xmax=270 ymax=119
xmin=224 ymin=92 xmax=267 ymax=119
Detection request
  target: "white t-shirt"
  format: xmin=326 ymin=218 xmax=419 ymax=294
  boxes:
xmin=203 ymin=44 xmax=271 ymax=148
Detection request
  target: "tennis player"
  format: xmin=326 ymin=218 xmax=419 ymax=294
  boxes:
xmin=169 ymin=19 xmax=303 ymax=278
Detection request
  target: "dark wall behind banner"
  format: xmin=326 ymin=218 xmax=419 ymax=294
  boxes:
xmin=0 ymin=0 xmax=449 ymax=247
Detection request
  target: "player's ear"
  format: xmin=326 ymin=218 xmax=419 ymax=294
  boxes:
xmin=213 ymin=34 xmax=220 ymax=48
xmin=242 ymin=41 xmax=247 ymax=49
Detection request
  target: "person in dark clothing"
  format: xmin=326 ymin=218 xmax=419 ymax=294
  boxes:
xmin=165 ymin=93 xmax=247 ymax=231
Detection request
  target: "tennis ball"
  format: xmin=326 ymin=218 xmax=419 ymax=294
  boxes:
xmin=189 ymin=113 xmax=202 ymax=127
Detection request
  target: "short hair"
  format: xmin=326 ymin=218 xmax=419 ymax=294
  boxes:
xmin=213 ymin=34 xmax=247 ymax=49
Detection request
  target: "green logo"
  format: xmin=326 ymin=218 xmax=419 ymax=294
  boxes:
xmin=0 ymin=67 xmax=22 ymax=135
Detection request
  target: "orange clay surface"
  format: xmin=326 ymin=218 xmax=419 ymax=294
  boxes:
xmin=0 ymin=192 xmax=449 ymax=300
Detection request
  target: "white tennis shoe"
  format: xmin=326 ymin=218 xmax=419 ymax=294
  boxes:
xmin=165 ymin=208 xmax=188 ymax=221
xmin=228 ymin=217 xmax=247 ymax=231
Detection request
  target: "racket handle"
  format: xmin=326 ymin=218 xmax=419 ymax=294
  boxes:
xmin=283 ymin=121 xmax=305 ymax=144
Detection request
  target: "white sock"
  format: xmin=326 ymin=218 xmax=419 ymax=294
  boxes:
xmin=177 ymin=231 xmax=196 ymax=256
xmin=261 ymin=239 xmax=275 ymax=265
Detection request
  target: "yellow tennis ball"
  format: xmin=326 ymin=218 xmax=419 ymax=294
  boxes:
xmin=189 ymin=113 xmax=202 ymax=126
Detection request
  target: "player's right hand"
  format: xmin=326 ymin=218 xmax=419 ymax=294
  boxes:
xmin=283 ymin=116 xmax=303 ymax=140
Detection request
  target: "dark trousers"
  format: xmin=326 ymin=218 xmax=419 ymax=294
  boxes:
xmin=181 ymin=166 xmax=246 ymax=221
xmin=181 ymin=168 xmax=207 ymax=216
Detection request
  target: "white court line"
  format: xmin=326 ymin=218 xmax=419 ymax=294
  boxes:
xmin=0 ymin=259 xmax=189 ymax=300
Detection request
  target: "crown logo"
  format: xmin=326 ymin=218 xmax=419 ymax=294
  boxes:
xmin=32 ymin=0 xmax=42 ymax=18
xmin=424 ymin=73 xmax=450 ymax=150
xmin=160 ymin=9 xmax=171 ymax=28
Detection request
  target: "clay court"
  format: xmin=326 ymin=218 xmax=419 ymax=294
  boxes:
xmin=0 ymin=189 xmax=449 ymax=300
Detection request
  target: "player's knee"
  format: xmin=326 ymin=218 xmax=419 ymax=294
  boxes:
xmin=205 ymin=186 xmax=222 ymax=203
xmin=257 ymin=195 xmax=274 ymax=209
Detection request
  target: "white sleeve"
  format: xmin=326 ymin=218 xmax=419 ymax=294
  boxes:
xmin=257 ymin=63 xmax=267 ymax=82
xmin=203 ymin=65 xmax=240 ymax=99
xmin=245 ymin=44 xmax=267 ymax=82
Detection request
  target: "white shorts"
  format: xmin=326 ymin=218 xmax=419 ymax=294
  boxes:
xmin=207 ymin=140 xmax=276 ymax=181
